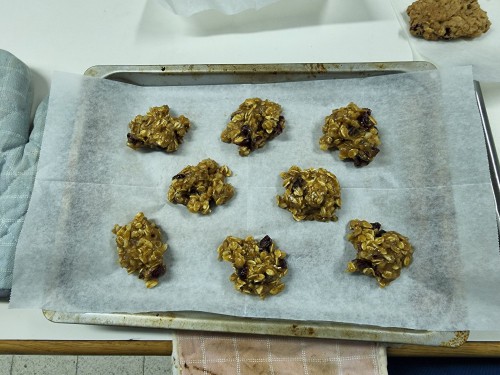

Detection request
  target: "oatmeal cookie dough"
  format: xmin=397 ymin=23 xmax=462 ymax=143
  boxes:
xmin=218 ymin=235 xmax=288 ymax=298
xmin=319 ymin=102 xmax=380 ymax=167
xmin=167 ymin=158 xmax=234 ymax=215
xmin=407 ymin=0 xmax=491 ymax=41
xmin=346 ymin=220 xmax=414 ymax=287
xmin=127 ymin=105 xmax=191 ymax=152
xmin=277 ymin=166 xmax=341 ymax=222
xmin=112 ymin=212 xmax=167 ymax=288
xmin=221 ymin=98 xmax=285 ymax=156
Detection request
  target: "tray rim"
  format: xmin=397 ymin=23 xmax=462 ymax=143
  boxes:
xmin=83 ymin=61 xmax=438 ymax=80
xmin=43 ymin=309 xmax=469 ymax=347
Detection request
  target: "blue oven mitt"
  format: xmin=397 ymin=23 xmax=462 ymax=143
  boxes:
xmin=0 ymin=50 xmax=47 ymax=297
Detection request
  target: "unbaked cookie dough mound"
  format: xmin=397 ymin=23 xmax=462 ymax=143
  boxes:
xmin=346 ymin=220 xmax=414 ymax=288
xmin=277 ymin=166 xmax=341 ymax=222
xmin=127 ymin=105 xmax=191 ymax=152
xmin=319 ymin=102 xmax=380 ymax=167
xmin=167 ymin=158 xmax=234 ymax=215
xmin=407 ymin=0 xmax=491 ymax=40
xmin=217 ymin=234 xmax=288 ymax=299
xmin=112 ymin=212 xmax=168 ymax=288
xmin=221 ymin=98 xmax=285 ymax=156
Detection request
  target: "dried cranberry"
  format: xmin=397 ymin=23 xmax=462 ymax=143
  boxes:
xmin=259 ymin=235 xmax=273 ymax=252
xmin=292 ymin=177 xmax=304 ymax=191
xmin=127 ymin=133 xmax=143 ymax=146
xmin=150 ymin=264 xmax=166 ymax=279
xmin=278 ymin=258 xmax=287 ymax=270
xmin=371 ymin=222 xmax=381 ymax=231
xmin=273 ymin=116 xmax=285 ymax=136
xmin=237 ymin=137 xmax=252 ymax=149
xmin=352 ymin=155 xmax=369 ymax=167
xmin=237 ymin=265 xmax=248 ymax=280
xmin=354 ymin=259 xmax=373 ymax=270
xmin=358 ymin=110 xmax=372 ymax=128
xmin=240 ymin=125 xmax=251 ymax=136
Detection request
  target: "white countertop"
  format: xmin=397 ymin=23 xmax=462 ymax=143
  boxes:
xmin=1 ymin=0 xmax=499 ymax=341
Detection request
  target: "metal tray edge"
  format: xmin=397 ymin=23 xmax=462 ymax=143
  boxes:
xmin=83 ymin=61 xmax=437 ymax=79
xmin=43 ymin=310 xmax=468 ymax=347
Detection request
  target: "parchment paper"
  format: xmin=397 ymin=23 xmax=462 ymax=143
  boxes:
xmin=390 ymin=0 xmax=500 ymax=82
xmin=157 ymin=0 xmax=280 ymax=16
xmin=10 ymin=66 xmax=500 ymax=331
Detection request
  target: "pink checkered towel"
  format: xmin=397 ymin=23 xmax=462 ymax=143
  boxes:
xmin=172 ymin=331 xmax=387 ymax=375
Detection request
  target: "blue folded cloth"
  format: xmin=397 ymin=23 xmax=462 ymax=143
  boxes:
xmin=0 ymin=50 xmax=47 ymax=297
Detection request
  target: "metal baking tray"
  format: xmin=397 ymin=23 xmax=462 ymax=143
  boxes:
xmin=43 ymin=62 xmax=500 ymax=348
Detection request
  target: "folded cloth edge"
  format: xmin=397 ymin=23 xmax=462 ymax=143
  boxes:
xmin=172 ymin=331 xmax=388 ymax=375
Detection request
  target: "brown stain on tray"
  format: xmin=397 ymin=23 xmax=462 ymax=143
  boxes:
xmin=290 ymin=324 xmax=317 ymax=337
xmin=440 ymin=331 xmax=469 ymax=348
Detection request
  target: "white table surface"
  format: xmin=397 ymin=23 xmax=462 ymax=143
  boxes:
xmin=0 ymin=0 xmax=499 ymax=341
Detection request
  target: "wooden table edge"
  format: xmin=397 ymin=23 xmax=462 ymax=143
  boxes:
xmin=1 ymin=340 xmax=500 ymax=357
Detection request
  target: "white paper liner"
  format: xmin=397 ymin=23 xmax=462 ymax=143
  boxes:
xmin=157 ymin=0 xmax=280 ymax=16
xmin=10 ymin=66 xmax=500 ymax=331
xmin=390 ymin=0 xmax=500 ymax=82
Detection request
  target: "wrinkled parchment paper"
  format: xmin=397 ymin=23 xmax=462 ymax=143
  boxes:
xmin=10 ymin=66 xmax=500 ymax=331
xmin=157 ymin=0 xmax=280 ymax=16
xmin=390 ymin=0 xmax=500 ymax=82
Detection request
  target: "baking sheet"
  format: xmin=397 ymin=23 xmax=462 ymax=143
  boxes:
xmin=10 ymin=65 xmax=500 ymax=332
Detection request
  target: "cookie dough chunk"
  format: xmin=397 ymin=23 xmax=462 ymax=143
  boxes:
xmin=221 ymin=98 xmax=285 ymax=156
xmin=319 ymin=102 xmax=380 ymax=167
xmin=218 ymin=235 xmax=288 ymax=298
xmin=407 ymin=0 xmax=491 ymax=40
xmin=167 ymin=158 xmax=234 ymax=215
xmin=127 ymin=105 xmax=190 ymax=152
xmin=112 ymin=212 xmax=167 ymax=288
xmin=277 ymin=166 xmax=341 ymax=222
xmin=346 ymin=220 xmax=414 ymax=287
